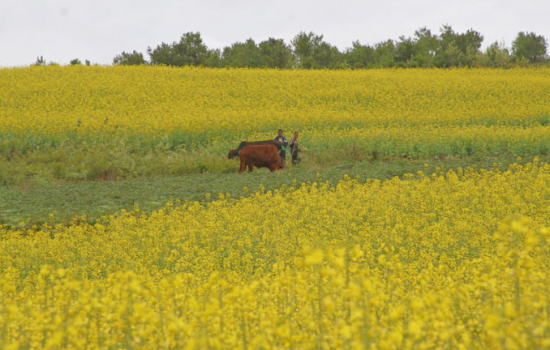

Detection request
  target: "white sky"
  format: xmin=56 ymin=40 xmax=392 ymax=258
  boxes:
xmin=1 ymin=0 xmax=549 ymax=66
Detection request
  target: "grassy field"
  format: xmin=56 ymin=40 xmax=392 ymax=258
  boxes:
xmin=2 ymin=66 xmax=550 ymax=349
xmin=2 ymin=154 xmax=549 ymax=229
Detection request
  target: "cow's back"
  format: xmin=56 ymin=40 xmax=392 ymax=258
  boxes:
xmin=237 ymin=140 xmax=283 ymax=152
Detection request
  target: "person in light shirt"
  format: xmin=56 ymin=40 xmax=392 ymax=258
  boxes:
xmin=289 ymin=131 xmax=306 ymax=164
xmin=273 ymin=129 xmax=289 ymax=161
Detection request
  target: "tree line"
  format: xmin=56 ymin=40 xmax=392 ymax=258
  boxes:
xmin=38 ymin=25 xmax=549 ymax=69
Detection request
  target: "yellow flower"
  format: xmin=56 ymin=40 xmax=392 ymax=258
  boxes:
xmin=305 ymin=249 xmax=324 ymax=266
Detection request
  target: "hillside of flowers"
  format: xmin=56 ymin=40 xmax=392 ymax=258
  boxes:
xmin=1 ymin=66 xmax=550 ymax=152
xmin=2 ymin=66 xmax=550 ymax=348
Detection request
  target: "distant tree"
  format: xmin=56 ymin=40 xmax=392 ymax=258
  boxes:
xmin=344 ymin=41 xmax=376 ymax=69
xmin=258 ymin=38 xmax=294 ymax=68
xmin=395 ymin=36 xmax=416 ymax=66
xmin=291 ymin=32 xmax=324 ymax=68
xmin=222 ymin=39 xmax=261 ymax=67
xmin=512 ymin=32 xmax=548 ymax=64
xmin=205 ymin=49 xmax=223 ymax=67
xmin=291 ymin=32 xmax=343 ymax=69
xmin=113 ymin=50 xmax=147 ymax=65
xmin=85 ymin=59 xmax=91 ymax=66
xmin=373 ymin=40 xmax=396 ymax=67
xmin=148 ymin=32 xmax=209 ymax=66
xmin=484 ymin=41 xmax=510 ymax=67
xmin=147 ymin=42 xmax=176 ymax=65
xmin=455 ymin=28 xmax=483 ymax=54
xmin=33 ymin=56 xmax=46 ymax=66
xmin=314 ymin=42 xmax=344 ymax=69
xmin=412 ymin=27 xmax=438 ymax=67
xmin=70 ymin=58 xmax=82 ymax=65
xmin=434 ymin=25 xmax=483 ymax=67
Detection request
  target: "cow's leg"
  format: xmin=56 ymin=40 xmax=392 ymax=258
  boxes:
xmin=239 ymin=158 xmax=246 ymax=173
xmin=248 ymin=161 xmax=254 ymax=172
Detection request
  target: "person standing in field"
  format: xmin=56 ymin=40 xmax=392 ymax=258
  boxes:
xmin=289 ymin=131 xmax=305 ymax=164
xmin=273 ymin=129 xmax=289 ymax=161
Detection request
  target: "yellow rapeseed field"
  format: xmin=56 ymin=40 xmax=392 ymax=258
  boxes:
xmin=2 ymin=159 xmax=550 ymax=349
xmin=2 ymin=67 xmax=550 ymax=348
xmin=1 ymin=66 xmax=550 ymax=156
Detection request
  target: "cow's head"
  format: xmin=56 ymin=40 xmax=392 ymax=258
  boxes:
xmin=228 ymin=149 xmax=238 ymax=159
xmin=278 ymin=157 xmax=286 ymax=169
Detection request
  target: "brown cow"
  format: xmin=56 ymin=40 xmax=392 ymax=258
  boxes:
xmin=239 ymin=145 xmax=285 ymax=173
xmin=228 ymin=140 xmax=283 ymax=159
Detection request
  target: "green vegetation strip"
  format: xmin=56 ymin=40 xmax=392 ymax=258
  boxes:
xmin=1 ymin=154 xmax=545 ymax=229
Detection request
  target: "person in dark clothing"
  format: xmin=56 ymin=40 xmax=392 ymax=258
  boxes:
xmin=289 ymin=131 xmax=305 ymax=164
xmin=273 ymin=129 xmax=289 ymax=161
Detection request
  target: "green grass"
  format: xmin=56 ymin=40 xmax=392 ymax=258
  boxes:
xmin=2 ymin=126 xmax=550 ymax=186
xmin=2 ymin=154 xmax=547 ymax=230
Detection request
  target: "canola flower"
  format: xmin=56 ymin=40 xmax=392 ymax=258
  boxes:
xmin=1 ymin=159 xmax=550 ymax=349
xmin=1 ymin=66 xmax=550 ymax=157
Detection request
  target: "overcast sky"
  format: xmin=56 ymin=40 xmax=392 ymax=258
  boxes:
xmin=1 ymin=0 xmax=549 ymax=66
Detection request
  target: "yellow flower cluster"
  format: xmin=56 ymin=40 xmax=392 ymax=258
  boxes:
xmin=2 ymin=160 xmax=550 ymax=349
xmin=1 ymin=66 xmax=550 ymax=156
